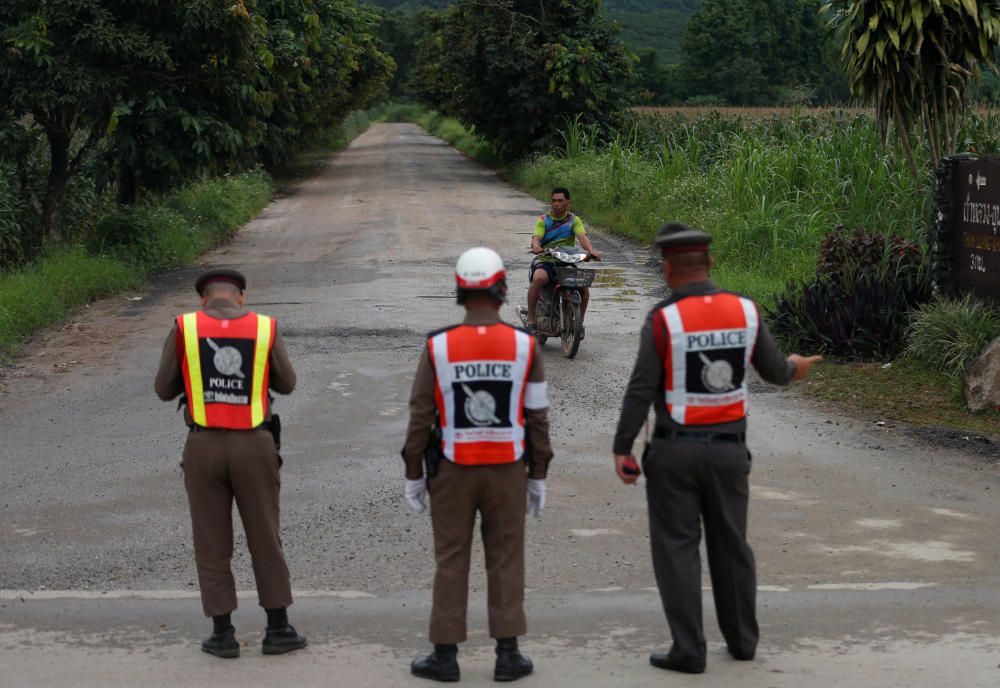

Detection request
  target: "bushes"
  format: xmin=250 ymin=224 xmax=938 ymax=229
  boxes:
xmin=767 ymin=226 xmax=932 ymax=359
xmin=88 ymin=170 xmax=272 ymax=273
xmin=0 ymin=170 xmax=272 ymax=357
xmin=905 ymin=295 xmax=1000 ymax=377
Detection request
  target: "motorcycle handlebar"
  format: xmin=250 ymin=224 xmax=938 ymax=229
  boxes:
xmin=531 ymin=247 xmax=598 ymax=261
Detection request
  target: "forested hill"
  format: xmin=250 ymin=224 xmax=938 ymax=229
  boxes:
xmin=603 ymin=1 xmax=699 ymax=64
xmin=364 ymin=1 xmax=699 ymax=64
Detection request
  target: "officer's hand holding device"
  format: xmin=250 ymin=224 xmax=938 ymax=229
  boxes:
xmin=614 ymin=454 xmax=641 ymax=485
xmin=526 ymin=479 xmax=546 ymax=518
xmin=405 ymin=478 xmax=428 ymax=513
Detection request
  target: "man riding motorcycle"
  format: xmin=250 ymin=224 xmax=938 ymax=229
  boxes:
xmin=526 ymin=187 xmax=602 ymax=335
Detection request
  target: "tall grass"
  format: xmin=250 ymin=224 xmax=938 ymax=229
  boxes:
xmin=514 ymin=110 xmax=929 ymax=304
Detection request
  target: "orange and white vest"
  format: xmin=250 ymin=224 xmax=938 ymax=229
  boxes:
xmin=658 ymin=292 xmax=759 ymax=425
xmin=428 ymin=323 xmax=546 ymax=465
xmin=177 ymin=311 xmax=275 ymax=429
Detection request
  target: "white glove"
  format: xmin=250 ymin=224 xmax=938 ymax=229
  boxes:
xmin=405 ymin=478 xmax=427 ymax=514
xmin=526 ymin=479 xmax=546 ymax=518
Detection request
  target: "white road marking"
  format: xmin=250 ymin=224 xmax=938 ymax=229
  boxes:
xmin=929 ymin=507 xmax=978 ymax=520
xmin=750 ymin=486 xmax=818 ymax=505
xmin=807 ymin=582 xmax=936 ymax=591
xmin=854 ymin=518 xmax=903 ymax=529
xmin=0 ymin=590 xmax=377 ymax=601
xmin=812 ymin=540 xmax=976 ymax=563
xmin=569 ymin=528 xmax=622 ymax=537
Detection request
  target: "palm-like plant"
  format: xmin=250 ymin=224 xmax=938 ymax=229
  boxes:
xmin=823 ymin=0 xmax=1000 ymax=182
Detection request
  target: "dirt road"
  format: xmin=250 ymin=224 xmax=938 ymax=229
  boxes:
xmin=1 ymin=123 xmax=998 ymax=686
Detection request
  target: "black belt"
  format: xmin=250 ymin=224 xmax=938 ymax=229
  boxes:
xmin=189 ymin=421 xmax=273 ymax=433
xmin=653 ymin=427 xmax=746 ymax=444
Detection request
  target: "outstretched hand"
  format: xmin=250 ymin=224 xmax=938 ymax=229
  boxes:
xmin=788 ymin=354 xmax=823 ymax=381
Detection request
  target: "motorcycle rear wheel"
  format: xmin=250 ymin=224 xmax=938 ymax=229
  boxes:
xmin=560 ymin=300 xmax=582 ymax=359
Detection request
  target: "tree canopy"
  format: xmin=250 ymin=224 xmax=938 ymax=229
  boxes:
xmin=408 ymin=0 xmax=634 ymax=160
xmin=825 ymin=0 xmax=1000 ymax=180
xmin=0 ymin=0 xmax=393 ymax=255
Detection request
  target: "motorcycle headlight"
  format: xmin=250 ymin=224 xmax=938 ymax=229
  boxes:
xmin=554 ymin=251 xmax=581 ymax=263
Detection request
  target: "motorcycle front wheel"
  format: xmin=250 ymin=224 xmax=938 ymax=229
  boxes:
xmin=560 ymin=299 xmax=582 ymax=359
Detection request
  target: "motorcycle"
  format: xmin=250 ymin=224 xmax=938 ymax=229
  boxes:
xmin=518 ymin=248 xmax=597 ymax=359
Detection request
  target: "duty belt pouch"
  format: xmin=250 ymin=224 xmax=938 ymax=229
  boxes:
xmin=640 ymin=418 xmax=652 ymax=467
xmin=269 ymin=413 xmax=282 ymax=451
xmin=424 ymin=421 xmax=443 ymax=479
xmin=268 ymin=414 xmax=283 ymax=467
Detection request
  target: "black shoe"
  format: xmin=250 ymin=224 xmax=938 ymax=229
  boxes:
xmin=524 ymin=323 xmax=536 ymax=335
xmin=494 ymin=650 xmax=533 ymax=681
xmin=728 ymin=646 xmax=755 ymax=661
xmin=201 ymin=626 xmax=240 ymax=658
xmin=649 ymin=650 xmax=705 ymax=674
xmin=411 ymin=647 xmax=460 ymax=682
xmin=262 ymin=624 xmax=307 ymax=655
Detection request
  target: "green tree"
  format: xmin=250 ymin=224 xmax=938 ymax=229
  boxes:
xmin=0 ymin=1 xmax=180 ymax=244
xmin=679 ymin=0 xmax=830 ymax=105
xmin=250 ymin=0 xmax=394 ymax=168
xmin=824 ymin=0 xmax=1000 ymax=181
xmin=0 ymin=0 xmax=394 ymax=248
xmin=410 ymin=0 xmax=634 ymax=160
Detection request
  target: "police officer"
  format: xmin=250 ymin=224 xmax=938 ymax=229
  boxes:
xmin=154 ymin=268 xmax=307 ymax=658
xmin=401 ymin=247 xmax=553 ymax=682
xmin=612 ymin=223 xmax=821 ymax=674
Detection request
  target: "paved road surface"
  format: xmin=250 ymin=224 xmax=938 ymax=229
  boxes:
xmin=1 ymin=124 xmax=998 ymax=686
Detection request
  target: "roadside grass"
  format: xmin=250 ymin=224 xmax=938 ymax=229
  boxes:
xmin=800 ymin=359 xmax=1000 ymax=437
xmin=0 ymin=248 xmax=138 ymax=354
xmin=0 ymin=171 xmax=272 ymax=358
xmin=0 ymin=112 xmax=371 ymax=360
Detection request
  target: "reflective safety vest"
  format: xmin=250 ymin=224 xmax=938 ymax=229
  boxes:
xmin=428 ymin=323 xmax=546 ymax=465
xmin=658 ymin=292 xmax=759 ymax=425
xmin=177 ymin=311 xmax=275 ymax=429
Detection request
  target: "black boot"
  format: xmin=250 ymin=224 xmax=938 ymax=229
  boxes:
xmin=262 ymin=623 xmax=307 ymax=655
xmin=411 ymin=644 xmax=460 ymax=682
xmin=494 ymin=637 xmax=533 ymax=682
xmin=202 ymin=625 xmax=240 ymax=659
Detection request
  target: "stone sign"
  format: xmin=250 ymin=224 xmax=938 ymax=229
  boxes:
xmin=952 ymin=157 xmax=1000 ymax=302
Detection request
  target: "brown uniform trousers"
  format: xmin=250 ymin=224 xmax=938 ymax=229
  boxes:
xmin=155 ymin=299 xmax=298 ymax=618
xmin=428 ymin=459 xmax=528 ymax=644
xmin=182 ymin=428 xmax=292 ymax=617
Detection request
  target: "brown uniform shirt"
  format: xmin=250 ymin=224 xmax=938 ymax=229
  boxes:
xmin=613 ymin=279 xmax=795 ymax=455
xmin=402 ymin=310 xmax=553 ymax=480
xmin=154 ymin=299 xmax=297 ymax=423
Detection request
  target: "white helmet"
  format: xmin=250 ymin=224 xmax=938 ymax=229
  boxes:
xmin=455 ymin=247 xmax=507 ymax=304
